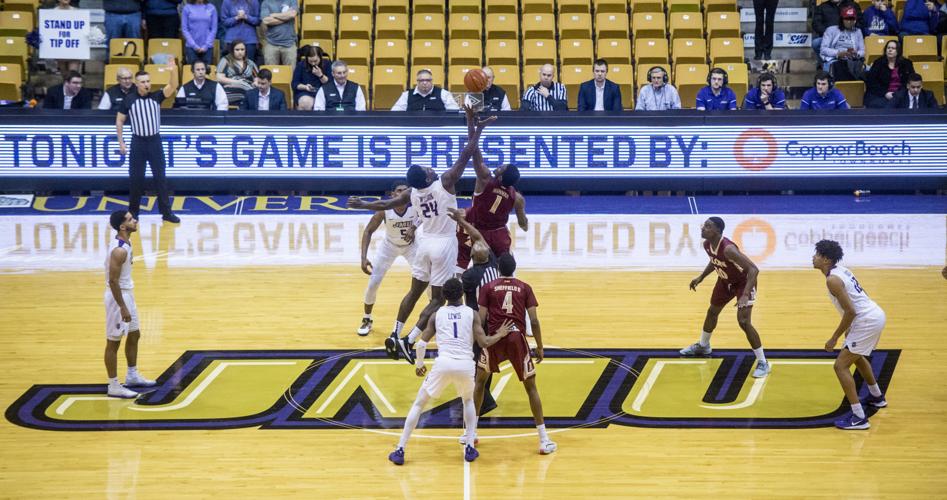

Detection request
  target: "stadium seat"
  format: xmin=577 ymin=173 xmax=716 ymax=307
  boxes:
xmin=411 ymin=39 xmax=446 ymax=67
xmin=522 ymin=13 xmax=556 ymax=39
xmin=609 ymin=64 xmax=635 ymax=108
xmin=300 ymin=13 xmax=335 ymax=41
xmin=259 ymin=65 xmax=293 ymax=108
xmin=1 ymin=0 xmax=40 ymax=13
xmin=629 ymin=0 xmax=663 ymax=13
xmin=109 ymin=38 xmax=145 ymax=65
xmin=667 ymin=0 xmax=700 ymax=12
xmin=492 ymin=64 xmax=521 ymax=108
xmin=709 ymin=37 xmax=744 ymax=65
xmin=0 ymin=11 xmax=33 ymax=37
xmin=672 ymin=38 xmax=707 ymax=64
xmin=451 ymin=0 xmax=482 ymax=14
xmin=559 ymin=0 xmax=591 ymax=13
xmin=706 ymin=12 xmax=741 ymax=39
xmin=673 ymin=63 xmax=709 ymax=108
xmin=637 ymin=64 xmax=670 ymax=94
xmin=303 ymin=0 xmax=335 ymax=14
xmin=561 ymin=65 xmax=588 ymax=109
xmin=559 ymin=13 xmax=593 ymax=40
xmin=902 ymin=35 xmax=938 ymax=62
xmin=833 ymin=80 xmax=864 ymax=108
xmin=449 ymin=39 xmax=483 ymax=66
xmin=486 ymin=0 xmax=519 ymax=14
xmin=485 ymin=39 xmax=519 ymax=65
xmin=414 ymin=0 xmax=445 ymax=13
xmin=0 ymin=63 xmax=21 ymax=101
xmin=865 ymin=35 xmax=896 ymax=61
xmin=345 ymin=65 xmax=370 ymax=96
xmin=338 ymin=13 xmax=372 ymax=40
xmin=448 ymin=65 xmax=481 ymax=93
xmin=339 ymin=0 xmax=372 ymax=13
xmin=372 ymin=65 xmax=408 ymax=109
xmin=560 ymin=39 xmax=595 ymax=66
xmin=375 ymin=13 xmax=409 ymax=40
xmin=408 ymin=65 xmax=445 ymax=86
xmin=632 ymin=12 xmax=667 ymax=39
xmin=594 ymin=0 xmax=629 ymax=13
xmin=634 ymin=38 xmax=669 ymax=65
xmin=337 ymin=39 xmax=371 ymax=66
xmin=595 ymin=12 xmax=629 ymax=40
xmin=486 ymin=13 xmax=520 ymax=39
xmin=523 ymin=39 xmax=558 ymax=67
xmin=713 ymin=62 xmax=748 ymax=103
xmin=523 ymin=0 xmax=555 ymax=13
xmin=669 ymin=12 xmax=703 ymax=41
xmin=104 ymin=63 xmax=140 ymax=87
xmin=376 ymin=0 xmax=409 ymax=13
xmin=914 ymin=61 xmax=945 ymax=104
xmin=299 ymin=38 xmax=334 ymax=58
xmin=148 ymin=38 xmax=183 ymax=63
xmin=449 ymin=13 xmax=482 ymax=40
xmin=143 ymin=64 xmax=178 ymax=108
xmin=704 ymin=0 xmax=738 ymax=13
xmin=597 ymin=38 xmax=632 ymax=65
xmin=374 ymin=39 xmax=408 ymax=65
xmin=412 ymin=13 xmax=446 ymax=40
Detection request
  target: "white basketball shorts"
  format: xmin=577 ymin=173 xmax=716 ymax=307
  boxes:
xmin=844 ymin=308 xmax=886 ymax=356
xmin=411 ymin=235 xmax=458 ymax=287
xmin=104 ymin=289 xmax=139 ymax=341
xmin=419 ymin=357 xmax=475 ymax=400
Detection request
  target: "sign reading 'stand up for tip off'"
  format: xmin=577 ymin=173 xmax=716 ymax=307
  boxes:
xmin=39 ymin=9 xmax=90 ymax=61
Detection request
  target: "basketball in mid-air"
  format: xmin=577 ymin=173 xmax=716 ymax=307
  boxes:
xmin=464 ymin=69 xmax=489 ymax=93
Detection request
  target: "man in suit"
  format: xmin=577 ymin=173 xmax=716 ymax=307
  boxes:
xmin=240 ymin=69 xmax=287 ymax=111
xmin=44 ymin=71 xmax=93 ymax=109
xmin=888 ymin=73 xmax=940 ymax=109
xmin=577 ymin=59 xmax=622 ymax=111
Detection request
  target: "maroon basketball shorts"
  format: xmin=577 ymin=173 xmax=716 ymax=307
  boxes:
xmin=478 ymin=332 xmax=536 ymax=381
xmin=710 ymin=278 xmax=757 ymax=308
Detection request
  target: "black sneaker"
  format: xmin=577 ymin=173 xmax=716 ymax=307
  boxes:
xmin=398 ymin=335 xmax=416 ymax=365
xmin=162 ymin=213 xmax=181 ymax=224
xmin=384 ymin=333 xmax=400 ymax=360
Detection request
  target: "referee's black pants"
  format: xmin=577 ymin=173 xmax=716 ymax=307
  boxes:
xmin=129 ymin=134 xmax=172 ymax=218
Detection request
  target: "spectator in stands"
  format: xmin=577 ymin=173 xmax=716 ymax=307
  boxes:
xmin=98 ymin=67 xmax=136 ymax=110
xmin=220 ymin=0 xmax=260 ymax=63
xmin=521 ymin=64 xmax=568 ymax=111
xmin=888 ymin=72 xmax=940 ymax=108
xmin=861 ymin=0 xmax=899 ymax=36
xmin=145 ymin=0 xmax=183 ymax=39
xmin=260 ymin=0 xmax=298 ymax=66
xmin=743 ymin=72 xmax=787 ymax=109
xmin=291 ymin=45 xmax=329 ymax=110
xmin=103 ymin=0 xmax=143 ymax=57
xmin=812 ymin=0 xmax=863 ymax=56
xmin=314 ymin=60 xmax=367 ymax=111
xmin=900 ymin=0 xmax=941 ymax=34
xmin=176 ymin=60 xmax=228 ymax=110
xmin=217 ymin=40 xmax=258 ymax=106
xmin=577 ymin=59 xmax=622 ymax=111
xmin=635 ymin=66 xmax=681 ymax=110
xmin=48 ymin=0 xmax=82 ymax=74
xmin=820 ymin=6 xmax=866 ymax=80
xmin=754 ymin=0 xmax=778 ymax=59
xmin=800 ymin=70 xmax=850 ymax=109
xmin=696 ymin=68 xmax=738 ymax=110
xmin=480 ymin=66 xmax=512 ymax=111
xmin=240 ymin=68 xmax=287 ymax=110
xmin=864 ymin=39 xmax=914 ymax=108
xmin=391 ymin=69 xmax=460 ymax=111
xmin=44 ymin=71 xmax=93 ymax=109
xmin=182 ymin=0 xmax=218 ymax=66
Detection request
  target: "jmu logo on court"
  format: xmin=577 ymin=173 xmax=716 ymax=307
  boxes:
xmin=6 ymin=349 xmax=898 ymax=431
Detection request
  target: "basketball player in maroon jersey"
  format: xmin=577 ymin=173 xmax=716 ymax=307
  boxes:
xmin=681 ymin=217 xmax=771 ymax=378
xmin=476 ymin=253 xmax=557 ymax=454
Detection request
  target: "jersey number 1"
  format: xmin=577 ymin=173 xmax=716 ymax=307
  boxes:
xmin=452 ymin=322 xmax=458 ymax=338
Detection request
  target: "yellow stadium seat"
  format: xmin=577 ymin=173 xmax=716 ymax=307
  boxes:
xmin=340 ymin=0 xmax=372 ymax=13
xmin=561 ymin=65 xmax=588 ymax=109
xmin=914 ymin=62 xmax=945 ymax=104
xmin=338 ymin=13 xmax=372 ymax=40
xmin=408 ymin=65 xmax=445 ymax=86
xmin=597 ymin=38 xmax=632 ymax=65
xmin=104 ymin=63 xmax=140 ymax=87
xmin=713 ymin=62 xmax=748 ymax=103
xmin=303 ymin=0 xmax=335 ymax=14
xmin=485 ymin=39 xmax=519 ymax=65
xmin=109 ymin=38 xmax=144 ymax=65
xmin=411 ymin=39 xmax=446 ymax=67
xmin=608 ymin=64 xmax=635 ymax=108
xmin=486 ymin=0 xmax=519 ymax=14
xmin=833 ymin=80 xmax=864 ymax=108
xmin=259 ymin=65 xmax=293 ymax=108
xmin=491 ymin=64 xmax=521 ymax=108
xmin=637 ymin=63 xmax=670 ymax=93
xmin=337 ymin=39 xmax=370 ymax=66
xmin=449 ymin=13 xmax=482 ymax=40
xmin=632 ymin=12 xmax=666 ymax=39
xmin=709 ymin=37 xmax=744 ymax=65
xmin=706 ymin=12 xmax=740 ymax=39
xmin=523 ymin=0 xmax=555 ymax=13
xmin=414 ymin=0 xmax=445 ymax=13
xmin=300 ymin=13 xmax=335 ymax=40
xmin=451 ymin=0 xmax=482 ymax=13
xmin=865 ymin=35 xmax=896 ymax=61
xmin=523 ymin=39 xmax=558 ymax=66
xmin=902 ymin=35 xmax=938 ymax=62
xmin=672 ymin=38 xmax=707 ymax=64
xmin=674 ymin=63 xmax=709 ymax=108
xmin=595 ymin=12 xmax=629 ymax=40
xmin=376 ymin=0 xmax=409 ymax=13
xmin=559 ymin=13 xmax=593 ymax=40
xmin=143 ymin=64 xmax=177 ymax=108
xmin=374 ymin=39 xmax=408 ymax=65
xmin=300 ymin=38 xmax=334 ymax=57
xmin=375 ymin=13 xmax=409 ymax=39
xmin=1 ymin=0 xmax=40 ymax=13
xmin=522 ymin=13 xmax=556 ymax=39
xmin=559 ymin=0 xmax=591 ymax=13
xmin=0 ymin=63 xmax=22 ymax=101
xmin=594 ymin=0 xmax=629 ymax=13
xmin=345 ymin=65 xmax=370 ymax=96
xmin=704 ymin=0 xmax=738 ymax=13
xmin=447 ymin=65 xmax=481 ymax=93
xmin=412 ymin=13 xmax=446 ymax=40
xmin=449 ymin=39 xmax=483 ymax=66
xmin=148 ymin=38 xmax=182 ymax=62
xmin=485 ymin=13 xmax=519 ymax=39
xmin=669 ymin=12 xmax=703 ymax=40
xmin=634 ymin=38 xmax=669 ymax=65
xmin=629 ymin=0 xmax=663 ymax=13
xmin=372 ymin=65 xmax=408 ymax=109
xmin=560 ymin=39 xmax=594 ymax=66
xmin=667 ymin=0 xmax=700 ymax=12
xmin=0 ymin=11 xmax=33 ymax=37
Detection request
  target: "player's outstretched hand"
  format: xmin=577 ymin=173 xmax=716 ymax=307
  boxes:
xmin=824 ymin=337 xmax=837 ymax=352
xmin=495 ymin=319 xmax=515 ymax=338
xmin=361 ymin=258 xmax=373 ymax=275
xmin=346 ymin=196 xmax=366 ymax=209
xmin=689 ymin=277 xmax=702 ymax=291
xmin=415 ymin=364 xmax=427 ymax=377
xmin=447 ymin=207 xmax=466 ymax=221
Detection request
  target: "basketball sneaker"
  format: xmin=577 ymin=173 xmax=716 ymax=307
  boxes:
xmin=679 ymin=342 xmax=712 ymax=357
xmin=125 ymin=373 xmax=157 ymax=387
xmin=862 ymin=393 xmax=887 ymax=408
xmin=388 ymin=447 xmax=405 ymax=465
xmin=357 ymin=318 xmax=373 ymax=337
xmin=398 ymin=336 xmax=416 ymax=365
xmin=539 ymin=440 xmax=558 ymax=455
xmin=835 ymin=414 xmax=870 ymax=430
xmin=458 ymin=434 xmax=480 ymax=446
xmin=751 ymin=359 xmax=771 ymax=378
xmin=107 ymin=384 xmax=139 ymax=399
xmin=464 ymin=444 xmax=479 ymax=463
xmin=384 ymin=333 xmax=400 ymax=360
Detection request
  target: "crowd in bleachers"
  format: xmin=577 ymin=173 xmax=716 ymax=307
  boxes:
xmin=1 ymin=0 xmax=945 ymax=110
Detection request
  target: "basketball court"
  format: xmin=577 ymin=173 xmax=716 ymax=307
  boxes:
xmin=1 ymin=193 xmax=945 ymax=497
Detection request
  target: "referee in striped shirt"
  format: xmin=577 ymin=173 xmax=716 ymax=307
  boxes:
xmin=116 ymin=59 xmax=180 ymax=223
xmin=520 ymin=64 xmax=568 ymax=111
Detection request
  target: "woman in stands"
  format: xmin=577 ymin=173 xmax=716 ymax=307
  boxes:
xmin=216 ymin=40 xmax=259 ymax=107
xmin=864 ymin=39 xmax=915 ymax=108
xmin=291 ymin=45 xmax=331 ymax=110
xmin=181 ymin=0 xmax=218 ymax=66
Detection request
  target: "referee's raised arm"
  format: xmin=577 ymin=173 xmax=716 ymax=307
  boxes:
xmin=162 ymin=59 xmax=178 ymax=100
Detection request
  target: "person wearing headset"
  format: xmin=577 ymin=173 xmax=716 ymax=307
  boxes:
xmin=743 ymin=72 xmax=787 ymax=110
xmin=634 ymin=66 xmax=681 ymax=110
xmin=800 ymin=70 xmax=851 ymax=110
xmin=696 ymin=68 xmax=738 ymax=110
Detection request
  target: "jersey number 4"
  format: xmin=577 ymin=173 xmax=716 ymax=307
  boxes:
xmin=420 ymin=201 xmax=439 ymax=218
xmin=501 ymin=291 xmax=514 ymax=313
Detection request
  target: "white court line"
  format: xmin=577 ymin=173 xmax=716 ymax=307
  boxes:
xmin=55 ymin=396 xmax=114 ymax=416
xmin=768 ymin=360 xmax=835 ymax=365
xmin=464 ymin=459 xmax=471 ymax=500
xmin=315 ymin=360 xmax=406 ymax=414
xmin=631 ymin=360 xmax=708 ymax=412
xmin=699 ymin=377 xmax=768 ymax=410
xmin=363 ymin=373 xmax=396 ymax=413
xmin=490 ymin=373 xmax=513 ymax=401
xmin=128 ymin=361 xmax=299 ymax=412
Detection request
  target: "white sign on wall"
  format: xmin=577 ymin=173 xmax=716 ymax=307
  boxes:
xmin=38 ymin=9 xmax=91 ymax=60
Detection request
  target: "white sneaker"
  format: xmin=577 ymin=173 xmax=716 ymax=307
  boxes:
xmin=125 ymin=373 xmax=156 ymax=387
xmin=107 ymin=384 xmax=139 ymax=399
xmin=680 ymin=342 xmax=712 ymax=357
xmin=357 ymin=318 xmax=373 ymax=336
xmin=751 ymin=359 xmax=771 ymax=378
xmin=539 ymin=440 xmax=557 ymax=455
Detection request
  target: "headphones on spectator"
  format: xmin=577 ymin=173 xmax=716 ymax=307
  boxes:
xmin=757 ymin=72 xmax=778 ymax=90
xmin=814 ymin=70 xmax=834 ymax=89
xmin=647 ymin=66 xmax=669 ymax=84
xmin=707 ymin=68 xmax=729 ymax=87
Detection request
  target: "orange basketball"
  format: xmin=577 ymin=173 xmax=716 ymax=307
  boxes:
xmin=464 ymin=69 xmax=489 ymax=93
